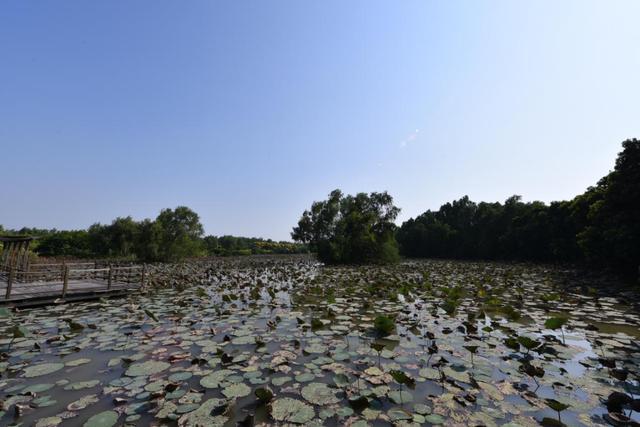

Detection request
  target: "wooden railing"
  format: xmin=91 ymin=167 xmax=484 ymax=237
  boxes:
xmin=1 ymin=263 xmax=146 ymax=300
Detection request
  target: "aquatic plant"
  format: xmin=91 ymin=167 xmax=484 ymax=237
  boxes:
xmin=440 ymin=299 xmax=458 ymax=315
xmin=370 ymin=341 xmax=385 ymax=367
xmin=544 ymin=398 xmax=570 ymax=426
xmin=463 ymin=344 xmax=479 ymax=367
xmin=519 ymin=361 xmax=545 ymax=391
xmin=389 ymin=369 xmax=415 ymax=407
xmin=517 ymin=335 xmax=541 ymax=354
xmin=544 ymin=316 xmax=569 ymax=344
xmin=504 ymin=337 xmax=520 ymax=351
xmin=254 ymin=387 xmax=274 ymax=403
xmin=310 ymin=317 xmax=323 ymax=330
xmin=373 ymin=315 xmax=395 ymax=336
xmin=1 ymin=309 xmax=29 ymax=351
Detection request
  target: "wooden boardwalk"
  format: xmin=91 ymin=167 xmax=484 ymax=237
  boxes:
xmin=0 ymin=263 xmax=145 ymax=307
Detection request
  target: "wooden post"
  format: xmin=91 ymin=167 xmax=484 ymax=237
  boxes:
xmin=61 ymin=265 xmax=69 ymax=297
xmin=108 ymin=265 xmax=113 ymax=290
xmin=5 ymin=267 xmax=14 ymax=299
xmin=140 ymin=264 xmax=146 ymax=289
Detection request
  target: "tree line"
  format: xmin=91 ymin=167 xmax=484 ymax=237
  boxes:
xmin=293 ymin=139 xmax=639 ymax=277
xmin=3 ymin=139 xmax=638 ymax=274
xmin=1 ymin=207 xmax=306 ymax=262
xmin=396 ymin=139 xmax=639 ymax=275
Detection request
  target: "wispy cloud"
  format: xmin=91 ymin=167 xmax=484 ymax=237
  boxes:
xmin=400 ymin=128 xmax=420 ymax=148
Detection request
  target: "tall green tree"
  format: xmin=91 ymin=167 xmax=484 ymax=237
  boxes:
xmin=155 ymin=206 xmax=205 ymax=262
xmin=577 ymin=139 xmax=640 ymax=273
xmin=134 ymin=219 xmax=163 ymax=262
xmin=292 ymin=189 xmax=400 ymax=264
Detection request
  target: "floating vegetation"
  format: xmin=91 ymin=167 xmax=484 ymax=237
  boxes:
xmin=0 ymin=256 xmax=639 ymax=426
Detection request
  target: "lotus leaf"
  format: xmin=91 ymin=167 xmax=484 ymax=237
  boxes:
xmin=271 ymin=397 xmax=315 ymax=424
xmin=301 ymin=382 xmax=341 ymax=405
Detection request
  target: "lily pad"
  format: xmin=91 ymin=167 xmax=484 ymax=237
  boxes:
xmin=301 ymin=382 xmax=341 ymax=405
xmin=66 ymin=358 xmax=91 ymax=367
xmin=67 ymin=394 xmax=100 ymax=411
xmin=35 ymin=416 xmax=63 ymax=427
xmin=200 ymin=369 xmax=234 ymax=388
xmin=388 ymin=390 xmax=413 ymax=404
xmin=23 ymin=383 xmax=55 ymax=393
xmin=64 ymin=380 xmax=100 ymax=390
xmin=125 ymin=360 xmax=170 ymax=377
xmin=222 ymin=382 xmax=251 ymax=398
xmin=177 ymin=398 xmax=228 ymax=427
xmin=24 ymin=363 xmax=65 ymax=378
xmin=83 ymin=411 xmax=119 ymax=427
xmin=271 ymin=397 xmax=315 ymax=424
xmin=424 ymin=414 xmax=445 ymax=424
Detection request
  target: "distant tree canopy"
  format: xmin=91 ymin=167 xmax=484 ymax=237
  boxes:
xmin=202 ymin=234 xmax=306 ymax=257
xmin=292 ymin=189 xmax=400 ymax=264
xmin=33 ymin=206 xmax=205 ymax=262
xmin=2 ymin=206 xmax=306 ymax=262
xmin=397 ymin=139 xmax=640 ymax=276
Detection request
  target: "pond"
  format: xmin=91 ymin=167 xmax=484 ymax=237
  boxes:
xmin=1 ymin=257 xmax=639 ymax=426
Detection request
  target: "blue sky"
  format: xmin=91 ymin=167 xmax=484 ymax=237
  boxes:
xmin=1 ymin=1 xmax=639 ymax=240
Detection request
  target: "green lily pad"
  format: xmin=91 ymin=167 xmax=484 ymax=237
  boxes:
xmin=33 ymin=396 xmax=57 ymax=408
xmin=272 ymin=376 xmax=292 ymax=386
xmin=83 ymin=410 xmax=118 ymax=427
xmin=64 ymin=380 xmax=100 ymax=390
xmin=24 ymin=363 xmax=65 ymax=378
xmin=35 ymin=416 xmax=63 ymax=427
xmin=200 ymin=369 xmax=234 ymax=388
xmin=67 ymin=394 xmax=100 ymax=411
xmin=424 ymin=414 xmax=445 ymax=424
xmin=169 ymin=371 xmax=193 ymax=382
xmin=222 ymin=382 xmax=251 ymax=398
xmin=177 ymin=398 xmax=228 ymax=427
xmin=301 ymin=382 xmax=341 ymax=405
xmin=23 ymin=383 xmax=55 ymax=393
xmin=295 ymin=372 xmax=316 ymax=382
xmin=66 ymin=358 xmax=91 ymax=367
xmin=125 ymin=360 xmax=170 ymax=377
xmin=388 ymin=390 xmax=413 ymax=404
xmin=271 ymin=397 xmax=315 ymax=424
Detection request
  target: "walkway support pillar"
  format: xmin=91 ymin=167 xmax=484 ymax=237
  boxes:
xmin=61 ymin=265 xmax=69 ymax=297
xmin=5 ymin=267 xmax=14 ymax=299
xmin=140 ymin=263 xmax=146 ymax=289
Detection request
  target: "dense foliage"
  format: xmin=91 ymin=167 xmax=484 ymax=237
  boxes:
xmin=1 ymin=207 xmax=306 ymax=262
xmin=397 ymin=139 xmax=640 ymax=276
xmin=203 ymin=235 xmax=306 ymax=256
xmin=292 ymin=189 xmax=400 ymax=264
